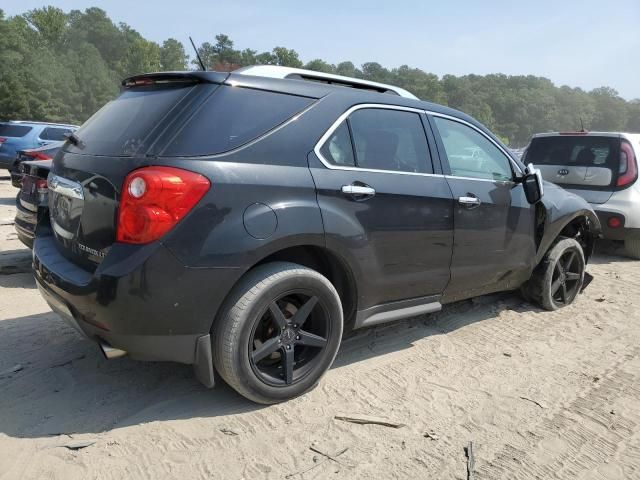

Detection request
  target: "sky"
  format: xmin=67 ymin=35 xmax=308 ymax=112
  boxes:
xmin=4 ymin=0 xmax=640 ymax=99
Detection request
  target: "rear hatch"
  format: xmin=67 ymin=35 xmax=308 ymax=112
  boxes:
xmin=524 ymin=134 xmax=621 ymax=204
xmin=47 ymin=72 xmax=316 ymax=270
xmin=19 ymin=160 xmax=52 ymax=211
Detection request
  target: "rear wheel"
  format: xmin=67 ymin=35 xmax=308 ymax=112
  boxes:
xmin=624 ymin=236 xmax=640 ymax=260
xmin=525 ymin=238 xmax=585 ymax=311
xmin=212 ymin=262 xmax=343 ymax=404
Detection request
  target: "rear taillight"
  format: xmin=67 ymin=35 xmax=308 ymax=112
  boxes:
xmin=608 ymin=216 xmax=623 ymax=229
xmin=116 ymin=166 xmax=210 ymax=244
xmin=0 ymin=137 xmax=6 ymax=143
xmin=617 ymin=140 xmax=638 ymax=187
xmin=36 ymin=179 xmax=48 ymax=194
xmin=25 ymin=151 xmax=53 ymax=161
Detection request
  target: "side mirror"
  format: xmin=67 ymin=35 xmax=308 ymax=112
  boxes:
xmin=522 ymin=163 xmax=544 ymax=204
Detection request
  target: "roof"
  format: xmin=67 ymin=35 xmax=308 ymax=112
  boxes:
xmin=531 ymin=131 xmax=640 ymax=141
xmin=234 ymin=65 xmax=419 ymax=100
xmin=4 ymin=120 xmax=79 ymax=128
xmin=532 ymin=131 xmax=634 ymax=137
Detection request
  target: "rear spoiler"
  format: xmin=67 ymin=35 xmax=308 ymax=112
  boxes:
xmin=122 ymin=71 xmax=230 ymax=88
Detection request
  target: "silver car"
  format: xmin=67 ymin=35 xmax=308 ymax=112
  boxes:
xmin=523 ymin=132 xmax=640 ymax=258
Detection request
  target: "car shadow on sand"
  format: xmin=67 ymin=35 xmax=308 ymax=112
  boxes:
xmin=588 ymin=240 xmax=636 ymax=265
xmin=0 ymin=290 xmax=536 ymax=440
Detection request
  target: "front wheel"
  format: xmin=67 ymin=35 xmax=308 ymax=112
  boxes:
xmin=212 ymin=262 xmax=343 ymax=404
xmin=524 ymin=238 xmax=586 ymax=311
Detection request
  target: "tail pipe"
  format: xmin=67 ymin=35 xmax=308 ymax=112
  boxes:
xmin=98 ymin=339 xmax=127 ymax=360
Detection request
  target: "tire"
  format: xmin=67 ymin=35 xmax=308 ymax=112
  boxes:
xmin=525 ymin=238 xmax=585 ymax=311
xmin=624 ymin=236 xmax=640 ymax=260
xmin=212 ymin=261 xmax=343 ymax=404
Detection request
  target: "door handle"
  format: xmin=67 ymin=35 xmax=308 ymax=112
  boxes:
xmin=341 ymin=184 xmax=376 ymax=198
xmin=458 ymin=195 xmax=481 ymax=208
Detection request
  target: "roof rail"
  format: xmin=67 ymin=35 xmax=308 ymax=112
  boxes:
xmin=8 ymin=120 xmax=79 ymax=128
xmin=234 ymin=65 xmax=418 ymax=100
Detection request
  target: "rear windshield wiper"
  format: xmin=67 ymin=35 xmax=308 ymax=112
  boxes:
xmin=65 ymin=132 xmax=85 ymax=149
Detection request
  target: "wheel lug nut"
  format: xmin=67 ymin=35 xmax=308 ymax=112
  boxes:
xmin=296 ymin=335 xmax=300 ymax=340
xmin=286 ymin=345 xmax=291 ymax=350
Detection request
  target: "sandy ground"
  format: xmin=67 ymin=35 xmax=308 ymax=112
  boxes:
xmin=1 ymin=176 xmax=639 ymax=480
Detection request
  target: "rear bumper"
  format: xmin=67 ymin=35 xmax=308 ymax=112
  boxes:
xmin=33 ymin=235 xmax=243 ymax=384
xmin=14 ymin=197 xmax=37 ymax=248
xmin=594 ymin=210 xmax=640 ymax=240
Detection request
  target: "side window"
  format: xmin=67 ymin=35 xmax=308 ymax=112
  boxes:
xmin=319 ymin=121 xmax=355 ymax=166
xmin=433 ymin=116 xmax=513 ymax=181
xmin=41 ymin=127 xmax=71 ymax=141
xmin=349 ymin=109 xmax=432 ymax=174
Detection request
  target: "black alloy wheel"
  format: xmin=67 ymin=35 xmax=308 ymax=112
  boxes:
xmin=550 ymin=249 xmax=583 ymax=306
xmin=212 ymin=262 xmax=343 ymax=404
xmin=249 ymin=292 xmax=330 ymax=386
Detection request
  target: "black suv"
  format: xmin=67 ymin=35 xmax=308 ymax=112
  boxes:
xmin=33 ymin=68 xmax=600 ymax=404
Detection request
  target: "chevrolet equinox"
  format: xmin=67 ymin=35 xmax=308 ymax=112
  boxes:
xmin=33 ymin=66 xmax=600 ymax=403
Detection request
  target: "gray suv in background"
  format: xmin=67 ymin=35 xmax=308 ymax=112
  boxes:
xmin=524 ymin=132 xmax=640 ymax=258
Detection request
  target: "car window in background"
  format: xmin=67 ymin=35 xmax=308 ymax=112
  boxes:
xmin=433 ymin=116 xmax=512 ymax=181
xmin=40 ymin=127 xmax=73 ymax=141
xmin=348 ymin=108 xmax=432 ymax=173
xmin=163 ymin=86 xmax=314 ymax=157
xmin=0 ymin=124 xmax=33 ymax=138
xmin=320 ymin=121 xmax=356 ymax=166
xmin=67 ymin=84 xmax=197 ymax=157
xmin=526 ymin=136 xmax=618 ymax=169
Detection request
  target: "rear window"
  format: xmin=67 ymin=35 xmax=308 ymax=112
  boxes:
xmin=162 ymin=86 xmax=314 ymax=157
xmin=526 ymin=136 xmax=619 ymax=169
xmin=0 ymin=124 xmax=32 ymax=138
xmin=66 ymin=84 xmax=198 ymax=157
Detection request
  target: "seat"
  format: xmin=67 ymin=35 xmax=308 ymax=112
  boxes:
xmin=575 ymin=147 xmax=596 ymax=166
xmin=360 ymin=130 xmax=399 ymax=170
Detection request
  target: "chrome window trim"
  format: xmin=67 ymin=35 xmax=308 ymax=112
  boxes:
xmin=428 ymin=111 xmax=523 ymax=175
xmin=313 ymin=103 xmax=442 ymax=178
xmin=445 ymin=175 xmax=514 ymax=185
xmin=313 ymin=103 xmax=523 ymax=179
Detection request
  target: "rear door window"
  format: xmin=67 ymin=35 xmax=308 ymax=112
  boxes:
xmin=318 ymin=108 xmax=433 ymax=173
xmin=162 ymin=86 xmax=314 ymax=157
xmin=319 ymin=122 xmax=356 ymax=166
xmin=40 ymin=127 xmax=73 ymax=141
xmin=0 ymin=124 xmax=33 ymax=138
xmin=348 ymin=108 xmax=433 ymax=173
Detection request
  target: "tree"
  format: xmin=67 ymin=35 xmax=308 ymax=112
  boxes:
xmin=121 ymin=36 xmax=161 ymax=77
xmin=1 ymin=15 xmax=638 ymax=142
xmin=336 ymin=61 xmax=359 ymax=78
xmin=160 ymin=38 xmax=188 ymax=70
xmin=23 ymin=6 xmax=67 ymax=48
xmin=271 ymin=47 xmax=302 ymax=67
xmin=589 ymin=87 xmax=628 ymax=131
xmin=627 ymin=100 xmax=640 ymax=132
xmin=304 ymin=59 xmax=335 ymax=73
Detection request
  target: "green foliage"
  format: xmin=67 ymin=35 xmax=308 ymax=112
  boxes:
xmin=1 ymin=7 xmax=638 ymax=145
